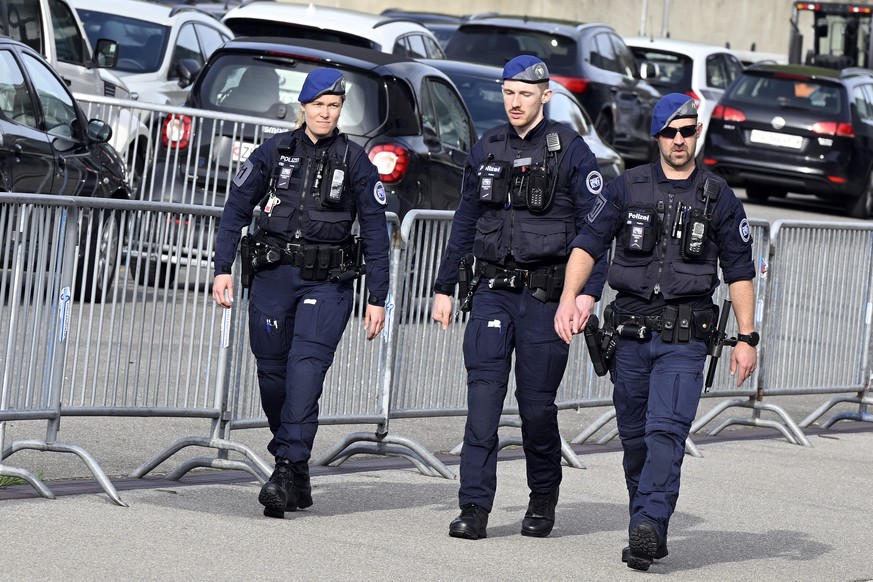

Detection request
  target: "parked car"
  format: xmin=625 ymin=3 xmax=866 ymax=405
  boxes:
xmin=147 ymin=0 xmax=252 ymax=19
xmin=73 ymin=0 xmax=234 ymax=106
xmin=221 ymin=2 xmax=446 ymax=59
xmin=703 ymin=64 xmax=873 ymax=218
xmin=0 ymin=0 xmax=151 ymax=197
xmin=159 ymin=37 xmax=475 ymax=215
xmin=423 ymin=58 xmax=624 ymax=182
xmin=624 ymin=37 xmax=745 ymax=158
xmin=378 ymin=9 xmax=497 ymax=49
xmin=0 ymin=37 xmax=130 ymax=299
xmin=443 ymin=16 xmax=660 ymax=164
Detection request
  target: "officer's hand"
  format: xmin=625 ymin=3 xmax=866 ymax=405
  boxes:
xmin=432 ymin=293 xmax=453 ymax=330
xmin=554 ymin=293 xmax=581 ymax=344
xmin=575 ymin=294 xmax=596 ymax=329
xmin=730 ymin=342 xmax=758 ymax=387
xmin=364 ymin=305 xmax=385 ymax=341
xmin=212 ymin=274 xmax=234 ymax=308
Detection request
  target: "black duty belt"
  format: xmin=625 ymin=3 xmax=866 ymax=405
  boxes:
xmin=476 ymin=261 xmax=565 ymax=289
xmin=279 ymin=242 xmax=349 ymax=269
xmin=605 ymin=303 xmax=717 ymax=343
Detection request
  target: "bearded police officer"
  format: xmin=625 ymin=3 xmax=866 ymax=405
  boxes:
xmin=212 ymin=68 xmax=389 ymax=519
xmin=431 ymin=55 xmax=607 ymax=540
xmin=555 ymin=93 xmax=758 ymax=570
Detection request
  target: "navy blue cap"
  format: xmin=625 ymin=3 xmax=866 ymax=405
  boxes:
xmin=502 ymin=55 xmax=549 ymax=83
xmin=299 ymin=68 xmax=345 ymax=103
xmin=651 ymin=93 xmax=698 ymax=136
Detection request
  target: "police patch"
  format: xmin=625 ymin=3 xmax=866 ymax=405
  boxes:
xmin=233 ymin=160 xmax=254 ymax=187
xmin=739 ymin=218 xmax=751 ymax=243
xmin=374 ymin=181 xmax=387 ymax=206
xmin=586 ymin=170 xmax=603 ymax=195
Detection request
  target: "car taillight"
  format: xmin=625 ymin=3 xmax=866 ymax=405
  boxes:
xmin=711 ymin=104 xmax=746 ymax=122
xmin=161 ymin=114 xmax=192 ymax=149
xmin=368 ymin=144 xmax=409 ymax=183
xmin=811 ymin=121 xmax=855 ymax=137
xmin=551 ymin=75 xmax=589 ymax=95
xmin=685 ymin=90 xmax=701 ymax=109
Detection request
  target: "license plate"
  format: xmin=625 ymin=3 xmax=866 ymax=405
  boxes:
xmin=749 ymin=129 xmax=803 ymax=149
xmin=231 ymin=140 xmax=256 ymax=162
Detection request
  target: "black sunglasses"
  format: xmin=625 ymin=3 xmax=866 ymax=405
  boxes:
xmin=658 ymin=124 xmax=697 ymax=139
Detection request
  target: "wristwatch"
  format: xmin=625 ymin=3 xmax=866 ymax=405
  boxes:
xmin=737 ymin=331 xmax=760 ymax=347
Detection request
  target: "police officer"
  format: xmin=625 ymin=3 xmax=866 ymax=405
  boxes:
xmin=212 ymin=68 xmax=389 ymax=519
xmin=555 ymin=93 xmax=758 ymax=570
xmin=431 ymin=55 xmax=607 ymax=540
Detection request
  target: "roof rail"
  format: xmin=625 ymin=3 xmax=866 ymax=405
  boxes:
xmin=840 ymin=66 xmax=873 ymax=79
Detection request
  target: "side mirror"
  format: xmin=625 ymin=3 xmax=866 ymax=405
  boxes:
xmin=94 ymin=39 xmax=119 ymax=68
xmin=87 ymin=118 xmax=113 ymax=144
xmin=176 ymin=58 xmax=202 ymax=89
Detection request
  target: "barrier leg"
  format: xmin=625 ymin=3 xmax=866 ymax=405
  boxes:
xmin=315 ymin=432 xmax=455 ymax=479
xmin=130 ymin=436 xmax=272 ymax=482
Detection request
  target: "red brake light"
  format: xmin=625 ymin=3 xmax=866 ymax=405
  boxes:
xmin=368 ymin=144 xmax=409 ymax=183
xmin=711 ymin=104 xmax=746 ymax=122
xmin=161 ymin=114 xmax=192 ymax=149
xmin=685 ymin=90 xmax=701 ymax=109
xmin=551 ymin=75 xmax=589 ymax=95
xmin=811 ymin=121 xmax=855 ymax=137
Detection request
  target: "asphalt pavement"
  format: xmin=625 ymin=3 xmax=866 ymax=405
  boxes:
xmin=1 ymin=411 xmax=871 ymax=582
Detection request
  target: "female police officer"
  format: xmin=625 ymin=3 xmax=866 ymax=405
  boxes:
xmin=212 ymin=68 xmax=389 ymax=518
xmin=555 ymin=94 xmax=757 ymax=570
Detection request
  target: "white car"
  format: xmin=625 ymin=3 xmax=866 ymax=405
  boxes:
xmin=221 ymin=2 xmax=446 ymax=59
xmin=624 ymin=37 xmax=745 ymax=157
xmin=73 ymin=0 xmax=234 ymax=106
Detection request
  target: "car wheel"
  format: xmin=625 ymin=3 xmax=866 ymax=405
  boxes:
xmin=128 ymin=257 xmax=178 ymax=288
xmin=76 ymin=209 xmax=119 ymax=302
xmin=744 ymin=185 xmax=773 ymax=202
xmin=594 ymin=111 xmax=615 ymax=147
xmin=847 ymin=171 xmax=873 ymax=219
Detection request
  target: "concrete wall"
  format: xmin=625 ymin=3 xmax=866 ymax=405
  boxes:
xmin=296 ymin=0 xmax=795 ymax=57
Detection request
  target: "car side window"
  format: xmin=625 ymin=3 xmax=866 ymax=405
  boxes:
xmin=401 ymin=34 xmax=428 ymax=59
xmin=195 ymin=24 xmax=226 ymax=61
xmin=170 ymin=24 xmax=203 ymax=80
xmin=0 ymin=49 xmax=37 ymax=128
xmin=706 ymin=55 xmax=727 ymax=89
xmin=547 ymin=92 xmax=590 ymax=134
xmin=724 ymin=54 xmax=744 ymax=85
xmin=424 ymin=78 xmax=473 ymax=152
xmin=592 ymin=33 xmax=617 ymax=73
xmin=423 ymin=36 xmax=445 ymax=59
xmin=857 ymin=85 xmax=873 ymax=121
xmin=610 ymin=34 xmax=638 ymax=78
xmin=47 ymin=0 xmax=86 ymax=66
xmin=2 ymin=0 xmax=44 ymax=53
xmin=21 ymin=51 xmax=78 ymax=137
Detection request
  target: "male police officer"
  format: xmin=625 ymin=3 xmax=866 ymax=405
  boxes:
xmin=554 ymin=94 xmax=758 ymax=570
xmin=431 ymin=55 xmax=606 ymax=540
xmin=212 ymin=68 xmax=389 ymax=518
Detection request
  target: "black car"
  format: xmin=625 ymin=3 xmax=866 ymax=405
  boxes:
xmin=442 ymin=16 xmax=661 ymax=164
xmin=703 ymin=64 xmax=873 ymax=219
xmin=0 ymin=37 xmax=130 ymax=299
xmin=159 ymin=37 xmax=476 ymax=216
xmin=422 ymin=58 xmax=625 ymax=182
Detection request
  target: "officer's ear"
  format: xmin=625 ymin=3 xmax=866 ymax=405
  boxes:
xmin=540 ymin=87 xmax=553 ymax=105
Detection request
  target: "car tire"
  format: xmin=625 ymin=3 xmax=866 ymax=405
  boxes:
xmin=745 ymin=185 xmax=773 ymax=203
xmin=847 ymin=172 xmax=873 ymax=219
xmin=594 ymin=111 xmax=615 ymax=147
xmin=76 ymin=209 xmax=119 ymax=302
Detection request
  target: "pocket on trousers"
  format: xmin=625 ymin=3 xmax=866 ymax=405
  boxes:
xmin=248 ymin=302 xmax=289 ymax=360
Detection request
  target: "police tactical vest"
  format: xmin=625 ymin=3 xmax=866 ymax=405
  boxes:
xmin=472 ymin=121 xmax=579 ymax=265
xmin=608 ymin=164 xmax=726 ymax=300
xmin=257 ymin=129 xmax=354 ymax=244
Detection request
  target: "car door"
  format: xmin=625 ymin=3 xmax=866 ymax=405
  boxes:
xmin=0 ymin=48 xmax=55 ymax=194
xmin=46 ymin=0 xmax=104 ymax=95
xmin=19 ymin=50 xmax=101 ymax=197
xmin=419 ymin=76 xmax=474 ymax=210
xmin=609 ymin=32 xmax=657 ymax=154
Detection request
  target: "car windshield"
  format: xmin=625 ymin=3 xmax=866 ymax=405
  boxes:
xmin=632 ymin=48 xmax=692 ymax=92
xmin=77 ymin=10 xmax=169 ymax=74
xmin=198 ymin=53 xmax=388 ymax=136
xmin=445 ymin=27 xmax=578 ymax=74
xmin=728 ymin=74 xmax=845 ymax=116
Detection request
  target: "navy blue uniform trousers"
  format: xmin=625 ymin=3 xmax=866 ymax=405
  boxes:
xmin=459 ymin=285 xmax=569 ymax=511
xmin=248 ymin=264 xmax=354 ymax=462
xmin=611 ymin=332 xmax=708 ymax=539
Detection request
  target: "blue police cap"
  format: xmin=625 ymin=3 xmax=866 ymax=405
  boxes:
xmin=650 ymin=93 xmax=698 ymax=136
xmin=298 ymin=68 xmax=346 ymax=103
xmin=502 ymin=55 xmax=549 ymax=83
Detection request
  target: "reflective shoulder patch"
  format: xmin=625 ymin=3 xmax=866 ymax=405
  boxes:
xmin=233 ymin=160 xmax=255 ymax=188
xmin=586 ymin=170 xmax=603 ymax=195
xmin=587 ymin=192 xmax=607 ymax=223
xmin=374 ymin=181 xmax=387 ymax=206
xmin=739 ymin=218 xmax=751 ymax=243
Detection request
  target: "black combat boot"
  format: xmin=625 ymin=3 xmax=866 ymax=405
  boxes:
xmin=621 ymin=540 xmax=668 ymax=563
xmin=626 ymin=520 xmax=664 ymax=571
xmin=259 ymin=457 xmax=298 ymax=519
xmin=520 ymin=488 xmax=559 ymax=537
xmin=293 ymin=461 xmax=313 ymax=510
xmin=449 ymin=503 xmax=489 ymax=540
